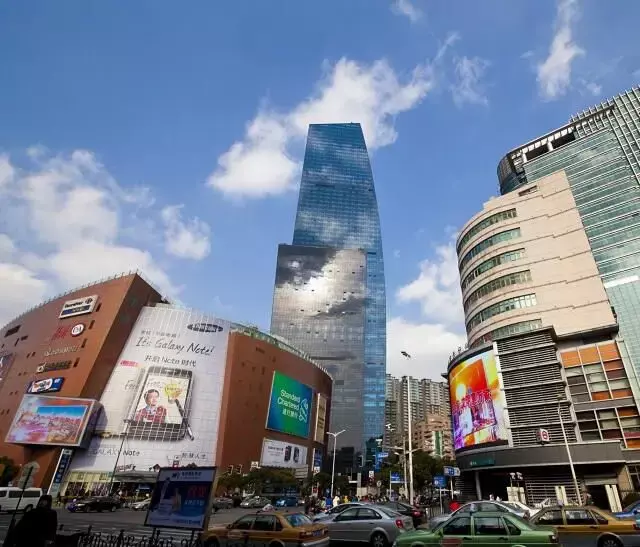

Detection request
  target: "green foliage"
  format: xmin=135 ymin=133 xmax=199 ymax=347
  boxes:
xmin=217 ymin=467 xmax=298 ymax=495
xmin=0 ymin=457 xmax=18 ymax=487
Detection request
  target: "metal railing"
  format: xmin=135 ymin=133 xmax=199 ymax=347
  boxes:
xmin=55 ymin=524 xmax=204 ymax=547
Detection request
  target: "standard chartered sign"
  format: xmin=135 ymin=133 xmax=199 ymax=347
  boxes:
xmin=266 ymin=371 xmax=313 ymax=438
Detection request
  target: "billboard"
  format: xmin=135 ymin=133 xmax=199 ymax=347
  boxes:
xmin=146 ymin=467 xmax=216 ymax=530
xmin=59 ymin=295 xmax=98 ymax=319
xmin=27 ymin=377 xmax=65 ymax=394
xmin=449 ymin=349 xmax=507 ymax=451
xmin=314 ymin=394 xmax=327 ymax=444
xmin=6 ymin=395 xmax=96 ymax=446
xmin=260 ymin=438 xmax=308 ymax=469
xmin=68 ymin=307 xmax=230 ymax=472
xmin=266 ymin=371 xmax=313 ymax=438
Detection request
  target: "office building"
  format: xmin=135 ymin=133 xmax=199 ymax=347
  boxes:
xmin=448 ymin=86 xmax=640 ymax=510
xmin=384 ymin=374 xmax=449 ymax=449
xmin=271 ymin=123 xmax=386 ymax=464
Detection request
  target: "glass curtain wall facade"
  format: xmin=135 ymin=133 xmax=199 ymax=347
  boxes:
xmin=497 ymin=86 xmax=640 ymax=378
xmin=271 ymin=123 xmax=386 ymax=453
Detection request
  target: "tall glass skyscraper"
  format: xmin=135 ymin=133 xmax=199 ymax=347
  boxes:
xmin=271 ymin=123 xmax=386 ymax=457
xmin=497 ymin=86 xmax=640 ymax=376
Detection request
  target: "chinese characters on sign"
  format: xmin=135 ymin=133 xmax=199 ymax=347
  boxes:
xmin=266 ymin=372 xmax=312 ymax=438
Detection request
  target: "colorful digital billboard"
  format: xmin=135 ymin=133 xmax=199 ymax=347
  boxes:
xmin=266 ymin=371 xmax=313 ymax=438
xmin=449 ymin=349 xmax=508 ymax=451
xmin=6 ymin=395 xmax=96 ymax=447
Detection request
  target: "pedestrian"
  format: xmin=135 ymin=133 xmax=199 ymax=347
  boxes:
xmin=5 ymin=494 xmax=58 ymax=547
xmin=333 ymin=494 xmax=340 ymax=507
xmin=449 ymin=496 xmax=461 ymax=513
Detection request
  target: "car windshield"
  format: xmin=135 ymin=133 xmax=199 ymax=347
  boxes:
xmin=285 ymin=514 xmax=313 ymax=527
xmin=623 ymin=501 xmax=640 ymax=513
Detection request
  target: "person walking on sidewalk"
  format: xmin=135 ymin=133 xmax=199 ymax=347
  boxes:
xmin=5 ymin=494 xmax=58 ymax=547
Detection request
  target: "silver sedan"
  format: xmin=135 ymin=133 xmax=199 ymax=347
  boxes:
xmin=427 ymin=500 xmax=527 ymax=529
xmin=326 ymin=505 xmax=414 ymax=547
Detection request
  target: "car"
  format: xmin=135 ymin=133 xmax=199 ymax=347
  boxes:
xmin=312 ymin=502 xmax=367 ymax=522
xmin=131 ymin=499 xmax=150 ymax=511
xmin=211 ymin=497 xmax=233 ymax=511
xmin=500 ymin=499 xmax=540 ymax=519
xmin=393 ymin=511 xmax=559 ymax=546
xmin=380 ymin=501 xmax=426 ymax=528
xmin=426 ymin=500 xmax=525 ymax=529
xmin=201 ymin=511 xmax=329 ymax=547
xmin=0 ymin=487 xmax=43 ymax=513
xmin=275 ymin=496 xmax=300 ymax=508
xmin=530 ymin=505 xmax=640 ymax=547
xmin=67 ymin=496 xmax=120 ymax=513
xmin=326 ymin=504 xmax=414 ymax=546
xmin=240 ymin=496 xmax=271 ymax=509
xmin=614 ymin=499 xmax=640 ymax=519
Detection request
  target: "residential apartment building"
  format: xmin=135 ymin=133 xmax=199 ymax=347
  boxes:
xmin=411 ymin=413 xmax=454 ymax=459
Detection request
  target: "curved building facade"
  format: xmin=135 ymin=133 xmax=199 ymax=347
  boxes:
xmin=457 ymin=170 xmax=616 ymax=348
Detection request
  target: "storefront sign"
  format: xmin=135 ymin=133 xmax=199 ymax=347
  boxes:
xmin=71 ymin=324 xmax=85 ymax=337
xmin=468 ymin=456 xmax=495 ymax=468
xmin=145 ymin=467 xmax=216 ymax=530
xmin=27 ymin=377 xmax=65 ymax=394
xmin=43 ymin=345 xmax=80 ymax=358
xmin=59 ymin=295 xmax=98 ymax=319
xmin=36 ymin=361 xmax=72 ymax=373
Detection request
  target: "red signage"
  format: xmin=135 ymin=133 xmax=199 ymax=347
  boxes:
xmin=51 ymin=326 xmax=71 ymax=341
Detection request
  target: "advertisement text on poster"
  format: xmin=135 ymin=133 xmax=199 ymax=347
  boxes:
xmin=266 ymin=372 xmax=313 ymax=438
xmin=145 ymin=467 xmax=216 ymax=530
xmin=314 ymin=394 xmax=327 ymax=444
xmin=449 ymin=349 xmax=507 ymax=451
xmin=260 ymin=438 xmax=308 ymax=469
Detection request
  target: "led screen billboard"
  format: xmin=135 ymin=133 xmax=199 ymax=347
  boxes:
xmin=68 ymin=307 xmax=230 ymax=473
xmin=6 ymin=395 xmax=96 ymax=446
xmin=266 ymin=371 xmax=313 ymax=438
xmin=449 ymin=349 xmax=507 ymax=451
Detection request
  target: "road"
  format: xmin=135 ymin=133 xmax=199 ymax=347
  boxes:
xmin=0 ymin=506 xmax=250 ymax=543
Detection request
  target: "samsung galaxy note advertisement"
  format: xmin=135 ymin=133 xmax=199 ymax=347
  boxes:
xmin=260 ymin=438 xmax=308 ymax=469
xmin=68 ymin=306 xmax=230 ymax=473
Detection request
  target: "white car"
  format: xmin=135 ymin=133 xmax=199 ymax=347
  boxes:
xmin=501 ymin=500 xmax=540 ymax=518
xmin=131 ymin=499 xmax=150 ymax=511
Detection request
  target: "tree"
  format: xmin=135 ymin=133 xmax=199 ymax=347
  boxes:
xmin=0 ymin=457 xmax=18 ymax=487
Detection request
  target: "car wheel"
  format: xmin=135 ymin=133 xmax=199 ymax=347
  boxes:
xmin=598 ymin=536 xmax=623 ymax=547
xmin=204 ymin=539 xmax=220 ymax=547
xmin=370 ymin=532 xmax=388 ymax=547
xmin=23 ymin=505 xmax=33 ymax=513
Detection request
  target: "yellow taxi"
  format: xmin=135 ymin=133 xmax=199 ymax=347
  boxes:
xmin=530 ymin=505 xmax=640 ymax=547
xmin=202 ymin=511 xmax=329 ymax=547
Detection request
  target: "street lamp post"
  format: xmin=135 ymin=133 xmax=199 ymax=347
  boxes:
xmin=328 ymin=429 xmax=346 ymax=499
xmin=108 ymin=419 xmax=132 ymax=496
xmin=401 ymin=351 xmax=415 ymax=505
xmin=557 ymin=396 xmax=582 ymax=505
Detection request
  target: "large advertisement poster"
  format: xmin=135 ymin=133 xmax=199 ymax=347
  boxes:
xmin=6 ymin=395 xmax=96 ymax=446
xmin=314 ymin=394 xmax=327 ymax=444
xmin=260 ymin=438 xmax=308 ymax=469
xmin=146 ymin=467 xmax=216 ymax=530
xmin=68 ymin=307 xmax=230 ymax=473
xmin=449 ymin=349 xmax=507 ymax=451
xmin=266 ymin=371 xmax=313 ymax=438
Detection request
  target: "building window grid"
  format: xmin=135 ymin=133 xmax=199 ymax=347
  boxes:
xmin=461 ymin=249 xmax=526 ymax=292
xmin=466 ymin=293 xmax=537 ymax=333
xmin=459 ymin=228 xmax=522 ymax=272
xmin=457 ymin=209 xmax=517 ymax=253
xmin=464 ymin=270 xmax=532 ymax=312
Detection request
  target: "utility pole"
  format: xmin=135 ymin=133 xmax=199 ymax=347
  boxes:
xmin=328 ymin=429 xmax=346 ymax=498
xmin=401 ymin=351 xmax=415 ymax=505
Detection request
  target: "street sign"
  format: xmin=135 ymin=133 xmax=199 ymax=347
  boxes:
xmin=443 ymin=466 xmax=461 ymax=477
xmin=376 ymin=452 xmax=389 ymax=460
xmin=390 ymin=472 xmax=404 ymax=483
xmin=368 ymin=470 xmax=375 ymax=479
xmin=433 ymin=475 xmax=446 ymax=488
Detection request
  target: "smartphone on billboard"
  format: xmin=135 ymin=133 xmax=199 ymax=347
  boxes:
xmin=293 ymin=447 xmax=299 ymax=463
xmin=284 ymin=445 xmax=291 ymax=462
xmin=98 ymin=361 xmax=144 ymax=436
xmin=127 ymin=366 xmax=193 ymax=442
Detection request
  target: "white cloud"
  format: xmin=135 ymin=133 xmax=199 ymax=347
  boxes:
xmin=537 ymin=0 xmax=584 ymax=101
xmin=387 ymin=317 xmax=466 ymax=380
xmin=451 ymin=56 xmax=490 ymax=107
xmin=208 ymin=55 xmax=440 ymax=198
xmin=391 ymin=0 xmax=423 ymax=23
xmin=396 ymin=240 xmax=464 ymax=325
xmin=0 ymin=149 xmax=191 ymax=327
xmin=580 ymin=79 xmax=602 ymax=96
xmin=161 ymin=205 xmax=211 ymax=261
xmin=388 ymin=237 xmax=467 ymax=380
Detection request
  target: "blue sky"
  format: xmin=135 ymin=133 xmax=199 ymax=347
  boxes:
xmin=0 ymin=0 xmax=639 ymax=379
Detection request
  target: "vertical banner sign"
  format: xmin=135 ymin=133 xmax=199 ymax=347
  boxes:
xmin=314 ymin=394 xmax=327 ymax=444
xmin=266 ymin=371 xmax=312 ymax=438
xmin=48 ymin=449 xmax=74 ymax=497
xmin=145 ymin=467 xmax=217 ymax=530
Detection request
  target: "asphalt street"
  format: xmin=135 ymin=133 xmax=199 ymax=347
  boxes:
xmin=0 ymin=506 xmax=250 ymax=543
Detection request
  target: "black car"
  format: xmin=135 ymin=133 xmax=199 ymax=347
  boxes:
xmin=67 ymin=496 xmax=120 ymax=513
xmin=381 ymin=501 xmax=425 ymax=527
